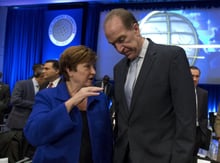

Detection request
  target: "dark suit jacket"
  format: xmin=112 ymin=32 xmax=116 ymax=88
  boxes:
xmin=7 ymin=79 xmax=36 ymax=129
xmin=196 ymin=86 xmax=210 ymax=149
xmin=0 ymin=82 xmax=10 ymax=123
xmin=0 ymin=82 xmax=10 ymax=112
xmin=113 ymin=39 xmax=196 ymax=163
xmin=95 ymin=81 xmax=113 ymax=99
xmin=197 ymin=87 xmax=208 ymax=134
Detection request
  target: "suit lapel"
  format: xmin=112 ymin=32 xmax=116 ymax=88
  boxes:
xmin=29 ymin=79 xmax=35 ymax=96
xmin=120 ymin=58 xmax=130 ymax=115
xmin=129 ymin=40 xmax=157 ymax=114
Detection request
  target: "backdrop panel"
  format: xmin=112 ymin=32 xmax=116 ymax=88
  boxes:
xmin=97 ymin=8 xmax=220 ymax=84
xmin=42 ymin=8 xmax=83 ymax=62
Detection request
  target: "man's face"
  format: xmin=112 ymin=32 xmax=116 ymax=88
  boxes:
xmin=190 ymin=69 xmax=200 ymax=87
xmin=104 ymin=16 xmax=142 ymax=60
xmin=43 ymin=62 xmax=59 ymax=82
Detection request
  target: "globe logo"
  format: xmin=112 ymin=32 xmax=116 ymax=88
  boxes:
xmin=139 ymin=11 xmax=199 ymax=65
xmin=49 ymin=14 xmax=77 ymax=46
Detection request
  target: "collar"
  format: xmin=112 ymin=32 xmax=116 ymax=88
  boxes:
xmin=50 ymin=77 xmax=61 ymax=87
xmin=139 ymin=39 xmax=149 ymax=59
xmin=32 ymin=77 xmax=39 ymax=87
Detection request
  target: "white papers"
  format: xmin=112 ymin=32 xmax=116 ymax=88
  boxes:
xmin=197 ymin=158 xmax=211 ymax=163
xmin=0 ymin=158 xmax=8 ymax=163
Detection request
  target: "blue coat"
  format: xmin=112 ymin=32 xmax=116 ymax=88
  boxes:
xmin=24 ymin=82 xmax=113 ymax=163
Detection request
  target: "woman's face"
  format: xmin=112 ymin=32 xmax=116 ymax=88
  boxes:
xmin=68 ymin=62 xmax=96 ymax=87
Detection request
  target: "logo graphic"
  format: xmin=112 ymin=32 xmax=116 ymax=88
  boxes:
xmin=49 ymin=15 xmax=77 ymax=46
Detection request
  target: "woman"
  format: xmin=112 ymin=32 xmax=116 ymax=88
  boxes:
xmin=24 ymin=45 xmax=113 ymax=163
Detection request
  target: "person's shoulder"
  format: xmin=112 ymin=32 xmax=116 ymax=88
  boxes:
xmin=114 ymin=57 xmax=127 ymax=69
xmin=148 ymin=38 xmax=180 ymax=48
xmin=148 ymin=38 xmax=184 ymax=51
xmin=198 ymin=86 xmax=208 ymax=94
xmin=147 ymin=38 xmax=186 ymax=61
xmin=15 ymin=79 xmax=27 ymax=84
xmin=14 ymin=79 xmax=32 ymax=88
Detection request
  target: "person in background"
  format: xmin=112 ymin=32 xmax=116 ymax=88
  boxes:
xmin=24 ymin=45 xmax=113 ymax=163
xmin=104 ymin=8 xmax=196 ymax=163
xmin=190 ymin=66 xmax=211 ymax=157
xmin=43 ymin=59 xmax=61 ymax=88
xmin=95 ymin=75 xmax=114 ymax=107
xmin=214 ymin=96 xmax=220 ymax=161
xmin=5 ymin=64 xmax=45 ymax=162
xmin=0 ymin=72 xmax=10 ymax=124
xmin=32 ymin=64 xmax=44 ymax=78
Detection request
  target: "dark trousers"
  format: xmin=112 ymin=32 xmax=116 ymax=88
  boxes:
xmin=194 ymin=126 xmax=211 ymax=156
xmin=0 ymin=130 xmax=35 ymax=163
xmin=124 ymin=144 xmax=134 ymax=163
xmin=194 ymin=127 xmax=202 ymax=155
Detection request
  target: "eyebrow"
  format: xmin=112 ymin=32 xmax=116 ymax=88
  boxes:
xmin=109 ymin=36 xmax=124 ymax=46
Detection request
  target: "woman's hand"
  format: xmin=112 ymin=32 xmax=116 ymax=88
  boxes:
xmin=65 ymin=86 xmax=103 ymax=112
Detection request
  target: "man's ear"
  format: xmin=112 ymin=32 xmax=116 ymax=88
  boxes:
xmin=133 ymin=23 xmax=140 ymax=32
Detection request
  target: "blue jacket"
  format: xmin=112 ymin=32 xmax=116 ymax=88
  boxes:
xmin=24 ymin=82 xmax=113 ymax=163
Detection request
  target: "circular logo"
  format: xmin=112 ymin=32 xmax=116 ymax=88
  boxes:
xmin=49 ymin=14 xmax=77 ymax=46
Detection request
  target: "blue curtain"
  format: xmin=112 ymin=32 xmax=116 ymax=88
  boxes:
xmin=84 ymin=4 xmax=101 ymax=51
xmin=3 ymin=6 xmax=45 ymax=92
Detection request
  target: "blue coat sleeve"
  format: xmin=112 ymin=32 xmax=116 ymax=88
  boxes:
xmin=24 ymin=90 xmax=81 ymax=146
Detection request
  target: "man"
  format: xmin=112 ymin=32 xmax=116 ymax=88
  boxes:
xmin=43 ymin=60 xmax=61 ymax=88
xmin=7 ymin=64 xmax=45 ymax=129
xmin=95 ymin=75 xmax=115 ymax=129
xmin=95 ymin=75 xmax=113 ymax=106
xmin=5 ymin=64 xmax=45 ymax=162
xmin=190 ymin=66 xmax=210 ymax=157
xmin=104 ymin=8 xmax=196 ymax=163
xmin=0 ymin=72 xmax=10 ymax=124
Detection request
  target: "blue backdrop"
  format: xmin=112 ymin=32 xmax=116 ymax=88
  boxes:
xmin=42 ymin=8 xmax=83 ymax=62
